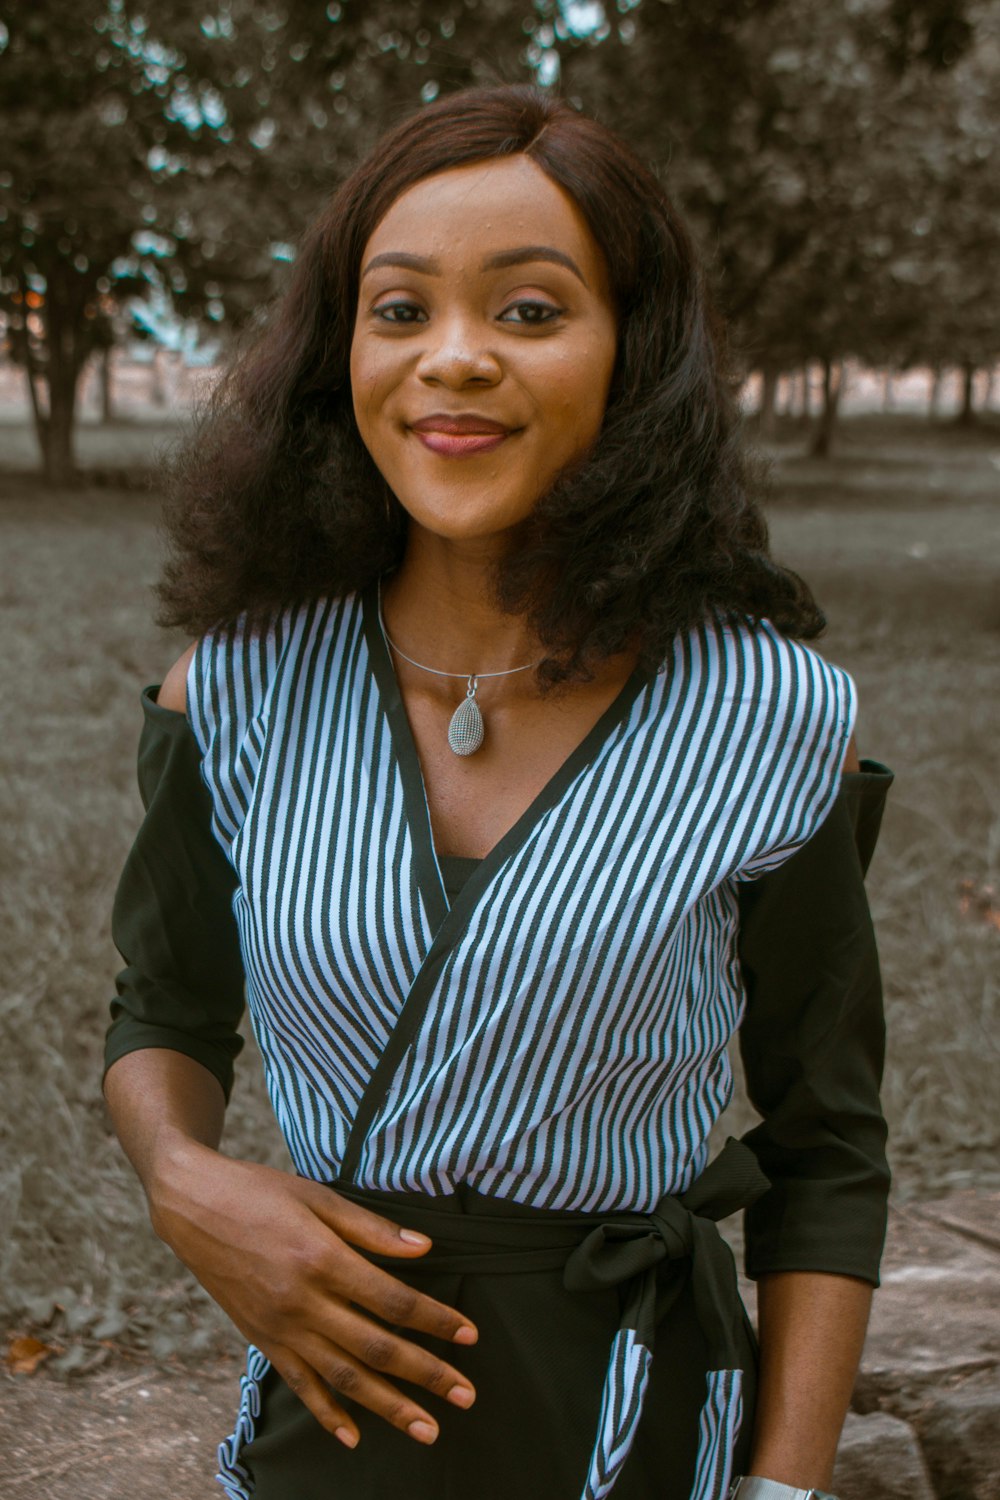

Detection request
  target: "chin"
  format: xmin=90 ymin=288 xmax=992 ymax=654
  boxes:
xmin=399 ymin=495 xmax=538 ymax=547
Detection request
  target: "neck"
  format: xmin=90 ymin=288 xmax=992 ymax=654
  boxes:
xmin=381 ymin=529 xmax=542 ymax=677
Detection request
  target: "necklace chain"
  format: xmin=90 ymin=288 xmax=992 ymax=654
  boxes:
xmin=376 ymin=581 xmax=541 ymax=684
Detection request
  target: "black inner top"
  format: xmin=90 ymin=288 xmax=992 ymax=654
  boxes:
xmin=438 ymin=854 xmax=483 ymax=904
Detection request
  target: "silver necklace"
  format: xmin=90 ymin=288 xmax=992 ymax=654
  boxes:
xmin=377 ymin=582 xmax=540 ymax=756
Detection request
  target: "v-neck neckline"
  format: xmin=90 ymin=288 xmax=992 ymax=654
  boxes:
xmin=360 ymin=581 xmax=653 ymax=931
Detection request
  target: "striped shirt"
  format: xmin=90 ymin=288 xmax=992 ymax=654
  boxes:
xmin=189 ymin=583 xmax=855 ymax=1500
xmin=189 ymin=585 xmax=854 ymax=1209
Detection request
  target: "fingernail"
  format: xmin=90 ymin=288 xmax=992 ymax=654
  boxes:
xmin=408 ymin=1419 xmax=438 ymax=1444
xmin=447 ymin=1385 xmax=475 ymax=1408
xmin=335 ymin=1427 xmax=358 ymax=1449
xmin=399 ymin=1229 xmax=431 ymax=1246
xmin=453 ymin=1324 xmax=477 ymax=1345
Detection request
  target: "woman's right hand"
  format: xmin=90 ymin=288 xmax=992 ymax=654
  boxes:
xmin=148 ymin=1138 xmax=478 ymax=1448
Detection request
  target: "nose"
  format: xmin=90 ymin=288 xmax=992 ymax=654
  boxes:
xmin=415 ymin=314 xmax=501 ymax=389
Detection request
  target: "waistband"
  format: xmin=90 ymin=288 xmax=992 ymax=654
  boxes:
xmin=331 ymin=1137 xmax=770 ymax=1500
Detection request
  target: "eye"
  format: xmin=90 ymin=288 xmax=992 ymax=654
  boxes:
xmin=499 ymin=300 xmax=564 ymax=326
xmin=372 ymin=299 xmax=426 ymax=324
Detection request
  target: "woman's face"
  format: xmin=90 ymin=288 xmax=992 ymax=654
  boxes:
xmin=350 ymin=154 xmax=618 ymax=549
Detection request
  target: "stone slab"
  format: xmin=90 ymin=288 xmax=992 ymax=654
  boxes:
xmin=857 ymin=1195 xmax=1000 ymax=1408
xmin=833 ymin=1410 xmax=936 ymax=1500
xmin=915 ymin=1383 xmax=1000 ymax=1499
xmin=904 ymin=1191 xmax=1000 ymax=1255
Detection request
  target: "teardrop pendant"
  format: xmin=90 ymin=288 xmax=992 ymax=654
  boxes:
xmin=448 ymin=684 xmax=485 ymax=756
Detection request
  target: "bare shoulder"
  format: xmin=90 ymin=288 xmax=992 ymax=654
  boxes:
xmin=843 ymin=731 xmax=861 ymax=773
xmin=156 ymin=643 xmax=198 ymax=716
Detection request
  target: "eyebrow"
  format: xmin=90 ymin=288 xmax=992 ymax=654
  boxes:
xmin=361 ymin=245 xmax=588 ymax=286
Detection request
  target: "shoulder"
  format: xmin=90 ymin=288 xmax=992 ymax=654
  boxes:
xmin=712 ymin=615 xmax=856 ymax=736
xmin=700 ymin=619 xmax=859 ymax=878
xmin=183 ymin=595 xmax=361 ymax=746
xmin=156 ymin=644 xmax=197 ymax=716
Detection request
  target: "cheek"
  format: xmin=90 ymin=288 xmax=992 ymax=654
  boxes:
xmin=348 ymin=339 xmax=369 ymax=429
xmin=349 ymin=339 xmax=395 ymax=437
xmin=543 ymin=338 xmax=615 ymax=445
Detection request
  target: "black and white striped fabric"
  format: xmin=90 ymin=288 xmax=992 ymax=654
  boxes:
xmin=188 ymin=585 xmax=855 ymax=1500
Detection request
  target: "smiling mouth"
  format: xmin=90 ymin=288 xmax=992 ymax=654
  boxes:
xmin=409 ymin=414 xmax=516 ymax=459
xmin=415 ymin=430 xmax=510 ymax=457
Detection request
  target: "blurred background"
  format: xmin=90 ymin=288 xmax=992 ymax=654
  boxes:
xmin=1 ymin=0 xmax=998 ymax=1384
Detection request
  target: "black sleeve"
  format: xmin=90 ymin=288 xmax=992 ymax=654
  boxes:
xmin=736 ymin=761 xmax=893 ymax=1286
xmin=103 ymin=686 xmax=246 ymax=1103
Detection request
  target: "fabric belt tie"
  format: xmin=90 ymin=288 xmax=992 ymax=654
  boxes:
xmin=333 ymin=1138 xmax=770 ymax=1500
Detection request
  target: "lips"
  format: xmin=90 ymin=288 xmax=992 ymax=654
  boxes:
xmin=410 ymin=413 xmax=514 ymax=458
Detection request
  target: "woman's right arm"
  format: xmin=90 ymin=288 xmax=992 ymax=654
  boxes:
xmin=104 ymin=653 xmax=478 ymax=1448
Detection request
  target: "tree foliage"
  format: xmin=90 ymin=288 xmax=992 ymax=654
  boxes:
xmin=552 ymin=0 xmax=998 ymax=442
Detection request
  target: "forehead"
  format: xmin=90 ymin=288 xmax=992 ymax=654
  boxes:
xmin=362 ymin=155 xmax=605 ymax=277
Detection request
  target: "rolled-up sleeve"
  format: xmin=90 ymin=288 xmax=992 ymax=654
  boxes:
xmin=736 ymin=761 xmax=893 ymax=1285
xmin=103 ymin=687 xmax=246 ymax=1103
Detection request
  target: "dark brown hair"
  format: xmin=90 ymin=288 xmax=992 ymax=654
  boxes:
xmin=158 ymin=83 xmax=823 ymax=681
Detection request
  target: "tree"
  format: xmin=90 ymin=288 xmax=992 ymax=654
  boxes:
xmin=884 ymin=0 xmax=1000 ymax=423
xmin=547 ymin=0 xmax=994 ymax=451
xmin=0 ymin=0 xmax=538 ymax=483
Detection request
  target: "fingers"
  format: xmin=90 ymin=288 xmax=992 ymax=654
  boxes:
xmin=296 ymin=1332 xmax=473 ymax=1446
xmin=333 ymin=1248 xmax=478 ymax=1347
xmin=269 ymin=1330 xmax=472 ymax=1451
xmin=303 ymin=1190 xmax=478 ymax=1348
xmin=307 ymin=1185 xmax=436 ymax=1257
xmin=266 ymin=1345 xmax=361 ymax=1450
xmin=320 ymin=1301 xmax=476 ymax=1413
xmin=217 ymin=1180 xmax=482 ymax=1449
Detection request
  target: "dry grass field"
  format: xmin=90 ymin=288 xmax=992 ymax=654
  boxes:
xmin=1 ymin=412 xmax=998 ymax=1371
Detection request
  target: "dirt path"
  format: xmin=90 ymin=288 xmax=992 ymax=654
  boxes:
xmin=4 ymin=1193 xmax=998 ymax=1500
xmin=3 ymin=1359 xmax=239 ymax=1499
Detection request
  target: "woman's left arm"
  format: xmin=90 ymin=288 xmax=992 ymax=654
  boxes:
xmin=735 ymin=734 xmax=894 ymax=1490
xmin=749 ymin=1270 xmax=871 ymax=1486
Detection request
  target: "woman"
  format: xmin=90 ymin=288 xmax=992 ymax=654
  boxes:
xmin=103 ymin=85 xmax=891 ymax=1500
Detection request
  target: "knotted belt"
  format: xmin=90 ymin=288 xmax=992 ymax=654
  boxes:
xmin=332 ymin=1139 xmax=770 ymax=1500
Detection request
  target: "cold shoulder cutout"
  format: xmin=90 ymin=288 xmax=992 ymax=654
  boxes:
xmin=156 ymin=643 xmax=197 ymax=716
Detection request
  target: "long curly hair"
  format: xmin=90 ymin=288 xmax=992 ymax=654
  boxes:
xmin=157 ymin=83 xmax=823 ymax=684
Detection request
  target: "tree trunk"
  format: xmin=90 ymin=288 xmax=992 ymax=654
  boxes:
xmin=784 ymin=365 xmax=813 ymax=421
xmin=957 ymin=362 xmax=977 ymax=426
xmin=20 ymin=352 xmax=80 ymax=485
xmin=100 ymin=347 xmax=115 ymax=424
xmin=810 ymin=357 xmax=844 ymax=458
xmin=20 ymin=353 xmax=47 ymax=451
xmin=150 ymin=348 xmax=167 ymax=407
xmin=985 ymin=366 xmax=997 ymax=411
xmin=755 ymin=365 xmax=780 ymax=440
xmin=39 ymin=266 xmax=87 ymax=485
xmin=10 ymin=312 xmax=52 ymax=472
xmin=42 ymin=362 xmax=81 ymax=485
xmin=928 ymin=365 xmax=943 ymax=418
xmin=881 ymin=369 xmax=895 ymax=412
